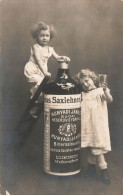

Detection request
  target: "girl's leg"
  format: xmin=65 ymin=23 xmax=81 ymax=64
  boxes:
xmin=86 ymin=148 xmax=96 ymax=177
xmin=88 ymin=148 xmax=96 ymax=165
xmin=96 ymin=154 xmax=107 ymax=170
xmin=30 ymin=84 xmax=41 ymax=99
xmin=28 ymin=73 xmax=44 ymax=99
xmin=29 ymin=75 xmax=44 ymax=118
xmin=96 ymin=154 xmax=110 ymax=185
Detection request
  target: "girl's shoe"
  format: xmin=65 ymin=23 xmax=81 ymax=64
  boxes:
xmin=100 ymin=169 xmax=110 ymax=185
xmin=29 ymin=107 xmax=38 ymax=119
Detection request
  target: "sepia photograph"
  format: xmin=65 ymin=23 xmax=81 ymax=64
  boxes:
xmin=1 ymin=0 xmax=123 ymax=194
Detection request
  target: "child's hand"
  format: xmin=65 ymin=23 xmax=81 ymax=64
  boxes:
xmin=58 ymin=56 xmax=71 ymax=62
xmin=101 ymin=82 xmax=107 ymax=91
xmin=62 ymin=56 xmax=71 ymax=62
xmin=45 ymin=72 xmax=51 ymax=78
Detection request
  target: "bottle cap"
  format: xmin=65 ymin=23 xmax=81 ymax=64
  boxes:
xmin=57 ymin=59 xmax=69 ymax=69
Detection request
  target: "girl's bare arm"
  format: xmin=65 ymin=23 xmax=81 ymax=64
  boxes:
xmin=52 ymin=49 xmax=70 ymax=62
xmin=102 ymin=83 xmax=113 ymax=103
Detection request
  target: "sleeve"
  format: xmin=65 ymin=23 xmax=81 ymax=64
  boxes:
xmin=49 ymin=46 xmax=55 ymax=56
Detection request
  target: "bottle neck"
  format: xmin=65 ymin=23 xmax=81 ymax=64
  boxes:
xmin=57 ymin=68 xmax=69 ymax=77
xmin=55 ymin=62 xmax=70 ymax=83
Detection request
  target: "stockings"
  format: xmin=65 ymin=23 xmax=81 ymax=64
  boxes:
xmin=87 ymin=148 xmax=107 ymax=170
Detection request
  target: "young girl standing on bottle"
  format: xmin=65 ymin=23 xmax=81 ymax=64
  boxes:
xmin=75 ymin=69 xmax=113 ymax=185
xmin=24 ymin=21 xmax=70 ymax=99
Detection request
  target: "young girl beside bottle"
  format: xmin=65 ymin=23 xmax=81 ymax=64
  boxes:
xmin=75 ymin=69 xmax=113 ymax=185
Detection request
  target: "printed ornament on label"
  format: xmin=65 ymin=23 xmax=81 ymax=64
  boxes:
xmin=58 ymin=123 xmax=77 ymax=137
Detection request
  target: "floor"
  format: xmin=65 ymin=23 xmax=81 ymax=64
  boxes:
xmin=1 ymin=112 xmax=123 ymax=195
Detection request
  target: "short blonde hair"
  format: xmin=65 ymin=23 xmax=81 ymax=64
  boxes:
xmin=31 ymin=22 xmax=56 ymax=40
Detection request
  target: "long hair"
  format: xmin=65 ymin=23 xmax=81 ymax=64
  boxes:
xmin=75 ymin=69 xmax=99 ymax=87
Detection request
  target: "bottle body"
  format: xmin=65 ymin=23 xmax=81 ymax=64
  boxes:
xmin=43 ymin=62 xmax=81 ymax=176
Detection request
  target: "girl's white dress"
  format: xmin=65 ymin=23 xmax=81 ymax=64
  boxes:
xmin=81 ymin=88 xmax=111 ymax=155
xmin=24 ymin=43 xmax=54 ymax=96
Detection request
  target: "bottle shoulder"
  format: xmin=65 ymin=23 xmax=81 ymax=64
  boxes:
xmin=44 ymin=80 xmax=81 ymax=94
xmin=43 ymin=68 xmax=82 ymax=94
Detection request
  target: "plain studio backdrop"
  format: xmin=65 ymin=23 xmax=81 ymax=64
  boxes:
xmin=1 ymin=0 xmax=123 ymax=195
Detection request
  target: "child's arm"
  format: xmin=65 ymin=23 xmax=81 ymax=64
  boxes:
xmin=52 ymin=49 xmax=70 ymax=62
xmin=32 ymin=45 xmax=51 ymax=77
xmin=102 ymin=83 xmax=113 ymax=103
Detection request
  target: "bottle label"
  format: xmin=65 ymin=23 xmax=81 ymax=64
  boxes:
xmin=44 ymin=94 xmax=81 ymax=176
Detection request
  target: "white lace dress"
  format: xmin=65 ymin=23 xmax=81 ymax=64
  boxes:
xmin=24 ymin=43 xmax=54 ymax=96
xmin=81 ymin=88 xmax=111 ymax=155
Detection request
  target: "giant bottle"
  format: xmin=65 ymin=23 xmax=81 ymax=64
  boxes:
xmin=43 ymin=60 xmax=81 ymax=176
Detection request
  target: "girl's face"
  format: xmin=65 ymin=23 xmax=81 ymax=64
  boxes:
xmin=80 ymin=77 xmax=96 ymax=91
xmin=37 ymin=29 xmax=50 ymax=46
